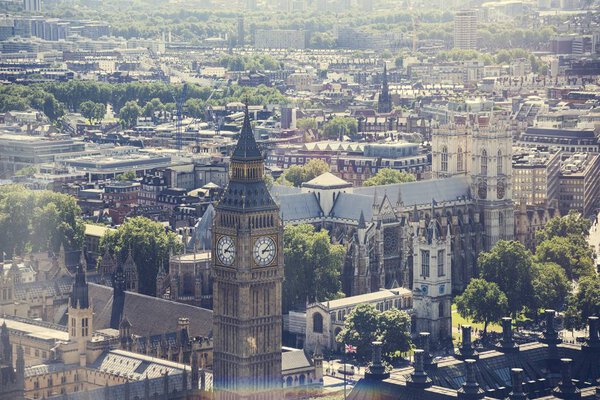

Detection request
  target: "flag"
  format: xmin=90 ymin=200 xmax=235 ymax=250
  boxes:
xmin=345 ymin=344 xmax=357 ymax=354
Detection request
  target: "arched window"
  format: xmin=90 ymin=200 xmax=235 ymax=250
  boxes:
xmin=299 ymin=374 xmax=306 ymax=385
xmin=499 ymin=212 xmax=505 ymax=238
xmin=457 ymin=147 xmax=464 ymax=172
xmin=481 ymin=149 xmax=488 ymax=176
xmin=312 ymin=313 xmax=323 ymax=334
xmin=439 ymin=302 xmax=445 ymax=317
xmin=286 ymin=377 xmax=293 ymax=387
xmin=441 ymin=146 xmax=448 ymax=172
xmin=497 ymin=150 xmax=503 ymax=175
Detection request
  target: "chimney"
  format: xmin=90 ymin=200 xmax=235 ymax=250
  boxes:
xmin=458 ymin=359 xmax=485 ymax=400
xmin=419 ymin=332 xmax=436 ymax=369
xmin=178 ymin=317 xmax=190 ymax=335
xmin=552 ymin=359 xmax=581 ymax=400
xmin=541 ymin=309 xmax=561 ymax=345
xmin=496 ymin=317 xmax=518 ymax=353
xmin=407 ymin=349 xmax=432 ymax=389
xmin=584 ymin=316 xmax=599 ymax=350
xmin=365 ymin=341 xmax=389 ymax=380
xmin=458 ymin=325 xmax=478 ymax=360
xmin=509 ymin=368 xmax=528 ymax=400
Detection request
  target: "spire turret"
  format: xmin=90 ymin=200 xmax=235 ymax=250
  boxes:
xmin=70 ymin=264 xmax=89 ymax=309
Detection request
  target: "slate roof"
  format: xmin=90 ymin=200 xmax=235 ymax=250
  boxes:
xmin=231 ymin=106 xmax=262 ymax=160
xmin=91 ymin=350 xmax=186 ymax=381
xmin=280 ymin=193 xmax=323 ymax=222
xmin=187 ymin=204 xmax=214 ymax=251
xmin=330 ymin=193 xmax=374 ymax=221
xmin=282 ymin=349 xmax=313 ymax=372
xmin=88 ymin=284 xmax=213 ymax=338
xmin=353 ymin=176 xmax=471 ymax=207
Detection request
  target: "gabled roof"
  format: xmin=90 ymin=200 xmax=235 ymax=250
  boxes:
xmin=88 ymin=284 xmax=213 ymax=338
xmin=353 ymin=176 xmax=471 ymax=207
xmin=330 ymin=193 xmax=373 ymax=221
xmin=280 ymin=193 xmax=323 ymax=222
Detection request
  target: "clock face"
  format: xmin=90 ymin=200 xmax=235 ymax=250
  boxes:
xmin=478 ymin=180 xmax=487 ymax=200
xmin=253 ymin=236 xmax=277 ymax=267
xmin=216 ymin=235 xmax=235 ymax=266
xmin=497 ymin=180 xmax=505 ymax=199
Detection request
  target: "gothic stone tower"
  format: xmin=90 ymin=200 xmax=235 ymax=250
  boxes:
xmin=68 ymin=258 xmax=92 ymax=367
xmin=470 ymin=118 xmax=514 ymax=249
xmin=213 ymin=106 xmax=283 ymax=399
xmin=412 ymin=217 xmax=452 ymax=345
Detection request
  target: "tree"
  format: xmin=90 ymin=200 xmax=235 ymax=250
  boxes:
xmin=116 ymin=170 xmax=137 ymax=181
xmin=296 ymin=118 xmax=317 ymax=131
xmin=283 ymin=224 xmax=345 ymax=313
xmin=93 ymin=103 xmax=106 ymax=123
xmin=536 ymin=211 xmax=591 ymax=244
xmin=363 ymin=168 xmax=416 ymax=186
xmin=531 ymin=262 xmax=571 ymax=312
xmin=184 ymin=98 xmax=204 ymax=119
xmin=119 ymin=101 xmax=141 ymax=128
xmin=336 ymin=304 xmax=412 ymax=360
xmin=278 ymin=159 xmax=330 ymax=187
xmin=479 ymin=240 xmax=535 ymax=317
xmin=535 ymin=236 xmax=595 ymax=280
xmin=143 ymin=98 xmax=165 ymax=118
xmin=100 ymin=217 xmax=181 ymax=296
xmin=564 ymin=274 xmax=600 ymax=329
xmin=322 ymin=117 xmax=357 ymax=140
xmin=455 ymin=278 xmax=508 ymax=338
xmin=0 ymin=186 xmax=84 ymax=258
xmin=80 ymin=101 xmax=97 ymax=124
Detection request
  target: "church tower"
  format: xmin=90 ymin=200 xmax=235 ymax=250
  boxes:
xmin=68 ymin=257 xmax=92 ymax=367
xmin=470 ymin=118 xmax=514 ymax=249
xmin=212 ymin=105 xmax=283 ymax=399
xmin=412 ymin=216 xmax=452 ymax=345
xmin=431 ymin=122 xmax=470 ymax=179
xmin=377 ymin=64 xmax=392 ymax=114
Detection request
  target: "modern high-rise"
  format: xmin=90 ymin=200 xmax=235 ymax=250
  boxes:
xmin=212 ymin=107 xmax=284 ymax=399
xmin=453 ymin=9 xmax=478 ymax=50
xmin=23 ymin=0 xmax=41 ymax=12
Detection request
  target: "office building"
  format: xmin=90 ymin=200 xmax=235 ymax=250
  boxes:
xmin=453 ymin=9 xmax=478 ymax=50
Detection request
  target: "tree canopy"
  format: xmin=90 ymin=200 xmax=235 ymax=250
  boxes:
xmin=531 ymin=262 xmax=571 ymax=312
xmin=283 ymin=224 xmax=345 ymax=313
xmin=100 ymin=217 xmax=181 ymax=296
xmin=363 ymin=168 xmax=416 ymax=186
xmin=479 ymin=240 xmax=535 ymax=317
xmin=0 ymin=185 xmax=84 ymax=258
xmin=535 ymin=236 xmax=595 ymax=281
xmin=455 ymin=278 xmax=508 ymax=337
xmin=336 ymin=303 xmax=412 ymax=360
xmin=565 ymin=274 xmax=600 ymax=330
xmin=322 ymin=117 xmax=357 ymax=140
xmin=277 ymin=159 xmax=330 ymax=187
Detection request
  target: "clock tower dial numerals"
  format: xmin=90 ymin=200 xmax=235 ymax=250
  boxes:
xmin=216 ymin=235 xmax=236 ymax=266
xmin=253 ymin=236 xmax=277 ymax=267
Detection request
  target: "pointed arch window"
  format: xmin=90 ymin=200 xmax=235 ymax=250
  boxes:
xmin=497 ymin=150 xmax=503 ymax=175
xmin=499 ymin=211 xmax=505 ymax=238
xmin=457 ymin=147 xmax=464 ymax=172
xmin=441 ymin=146 xmax=448 ymax=172
xmin=481 ymin=149 xmax=488 ymax=176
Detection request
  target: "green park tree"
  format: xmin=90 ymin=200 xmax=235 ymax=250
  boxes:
xmin=296 ymin=118 xmax=317 ymax=131
xmin=119 ymin=101 xmax=142 ymax=128
xmin=278 ymin=159 xmax=329 ymax=187
xmin=0 ymin=185 xmax=84 ymax=257
xmin=283 ymin=224 xmax=345 ymax=313
xmin=535 ymin=236 xmax=595 ymax=280
xmin=322 ymin=117 xmax=357 ymax=140
xmin=478 ymin=240 xmax=536 ymax=317
xmin=336 ymin=304 xmax=412 ymax=360
xmin=535 ymin=211 xmax=591 ymax=244
xmin=455 ymin=278 xmax=508 ymax=338
xmin=363 ymin=168 xmax=416 ymax=186
xmin=564 ymin=274 xmax=600 ymax=330
xmin=100 ymin=217 xmax=181 ymax=296
xmin=531 ymin=262 xmax=571 ymax=312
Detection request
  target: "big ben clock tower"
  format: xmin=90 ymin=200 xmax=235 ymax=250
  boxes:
xmin=213 ymin=105 xmax=283 ymax=399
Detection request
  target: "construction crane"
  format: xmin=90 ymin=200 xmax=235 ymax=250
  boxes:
xmin=174 ymin=83 xmax=188 ymax=151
